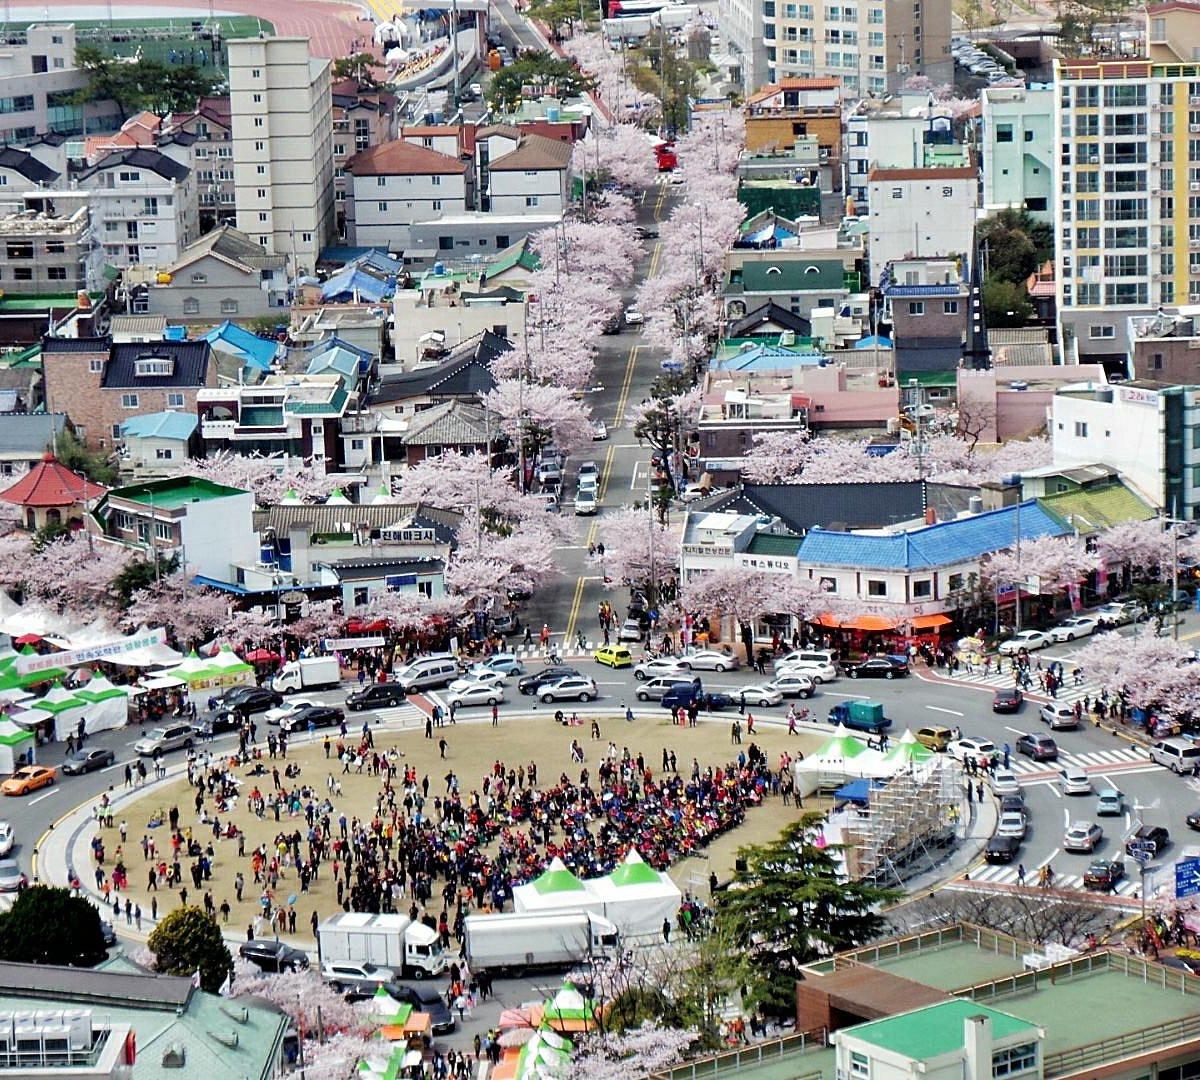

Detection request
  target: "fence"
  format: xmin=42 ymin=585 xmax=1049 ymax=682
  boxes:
xmin=643 ymin=1030 xmax=827 ymax=1080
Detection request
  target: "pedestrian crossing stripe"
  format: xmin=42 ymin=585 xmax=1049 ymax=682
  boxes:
xmin=934 ymin=665 xmax=1104 ymax=707
xmin=998 ymin=746 xmax=1150 ymax=776
xmin=967 ymin=863 xmax=1140 ymax=896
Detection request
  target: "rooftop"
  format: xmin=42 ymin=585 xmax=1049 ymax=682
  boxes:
xmin=119 ymin=410 xmax=198 ymax=441
xmin=0 ymin=453 xmax=105 ymax=507
xmin=0 ymin=207 xmax=88 ymax=234
xmin=108 ymin=476 xmax=246 ymax=509
xmin=346 ymin=139 xmax=468 ymax=177
xmin=845 ymin=999 xmax=1038 ymax=1060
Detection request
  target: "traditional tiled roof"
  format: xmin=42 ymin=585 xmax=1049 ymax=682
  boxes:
xmin=402 ymin=400 xmax=493 ymax=446
xmin=1037 ymin=481 xmax=1157 ymax=536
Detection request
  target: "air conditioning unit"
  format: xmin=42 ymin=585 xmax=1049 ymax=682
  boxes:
xmin=1191 ymin=182 xmax=1200 ymax=191
xmin=1191 ymin=124 xmax=1200 ymax=133
xmin=1192 ymin=239 xmax=1200 ymax=248
xmin=1190 ymin=95 xmax=1200 ymax=104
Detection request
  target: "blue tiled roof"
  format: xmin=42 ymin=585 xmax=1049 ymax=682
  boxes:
xmin=321 ymin=266 xmax=393 ymax=303
xmin=202 ymin=320 xmax=280 ymax=372
xmin=726 ymin=344 xmax=825 ymax=371
xmin=884 ymin=284 xmax=962 ymax=297
xmin=120 ymin=410 xmax=198 ymax=441
xmin=798 ymin=501 xmax=1070 ymax=570
xmin=305 ymin=336 xmax=372 ymax=377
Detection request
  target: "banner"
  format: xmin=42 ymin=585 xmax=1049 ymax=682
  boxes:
xmin=14 ymin=628 xmax=168 ymax=675
xmin=322 ymin=637 xmax=387 ymax=651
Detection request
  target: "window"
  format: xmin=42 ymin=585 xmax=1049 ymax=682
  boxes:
xmin=1089 ymin=325 xmax=1115 ymax=339
xmin=908 ymin=301 xmax=924 ymax=315
xmin=351 ymin=438 xmax=365 ymax=450
xmin=302 ymin=233 xmax=311 ymax=243
xmin=47 ymin=266 xmax=67 ymax=281
xmin=121 ymin=393 xmax=140 ymax=409
xmin=155 ymin=448 xmax=174 ymax=460
xmin=220 ymin=299 xmax=239 ymax=314
xmin=431 ymin=175 xmax=441 ymax=186
xmin=867 ymin=580 xmax=887 ymax=597
xmin=913 ymin=579 xmax=932 ymax=598
xmin=996 ymin=123 xmax=1014 ymax=142
xmin=850 ymin=1051 xmax=870 ymax=1078
xmin=13 ymin=267 xmax=31 ymax=281
xmin=134 ymin=358 xmax=173 ymax=377
xmin=947 ymin=573 xmax=964 ymax=592
xmin=1074 ymin=421 xmax=1089 ymax=437
xmin=251 ymin=68 xmax=261 ymax=77
xmin=167 ymin=392 xmax=185 ymax=408
xmin=377 ymin=201 xmax=388 ymax=212
xmin=992 ymin=1043 xmax=1038 ymax=1078
xmin=432 ymin=200 xmax=442 ymax=211
xmin=1153 ymin=352 xmax=1164 ymax=371
xmin=254 ymin=140 xmax=264 ymax=151
xmin=117 ymin=171 xmax=141 ymax=182
xmin=353 ymin=587 xmax=369 ymax=607
xmin=258 ymin=212 xmax=268 ymax=222
xmin=182 ymin=297 xmax=200 ymax=315
xmin=525 ymin=196 xmax=540 ymax=207
xmin=254 ymin=117 xmax=263 ymax=127
xmin=943 ymin=300 xmax=958 ymax=314
xmin=253 ymin=92 xmax=262 ymax=103
xmin=256 ymin=165 xmax=266 ymax=175
xmin=154 ymin=521 xmax=172 ymax=541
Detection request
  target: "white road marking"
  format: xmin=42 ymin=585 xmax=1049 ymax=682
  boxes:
xmin=29 ymin=790 xmax=58 ymax=806
xmin=926 ymin=706 xmax=964 ymax=717
xmin=1004 ymin=726 xmax=1027 ymax=736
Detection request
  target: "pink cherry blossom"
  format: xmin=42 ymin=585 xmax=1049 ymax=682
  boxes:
xmin=484 ymin=380 xmax=595 ymax=456
xmin=1093 ymin=517 xmax=1176 ymax=573
xmin=982 ymin=534 xmax=1099 ymax=594
xmin=597 ymin=507 xmax=681 ymax=592
xmin=181 ymin=452 xmax=341 ymax=507
xmin=1075 ymin=632 xmax=1200 ymax=718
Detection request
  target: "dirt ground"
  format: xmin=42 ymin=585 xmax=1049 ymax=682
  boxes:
xmin=92 ymin=712 xmax=824 ymax=944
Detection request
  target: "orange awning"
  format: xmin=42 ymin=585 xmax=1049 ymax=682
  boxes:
xmin=911 ymin=614 xmax=952 ymax=629
xmin=846 ymin=615 xmax=899 ymax=631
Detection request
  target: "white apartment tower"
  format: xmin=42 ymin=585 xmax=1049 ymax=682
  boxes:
xmin=229 ymin=37 xmax=334 ymax=278
xmin=1054 ymin=58 xmax=1200 ymax=362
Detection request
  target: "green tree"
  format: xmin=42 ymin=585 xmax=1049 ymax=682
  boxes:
xmin=72 ymin=46 xmax=223 ymax=118
xmin=55 ymin=427 xmax=118 ymax=486
xmin=630 ymin=30 xmax=698 ymax=136
xmin=0 ymin=886 xmax=108 ymax=967
xmin=486 ymin=54 xmax=596 ymax=112
xmin=979 ymin=208 xmax=1053 ymax=275
xmin=111 ymin=552 xmax=181 ymax=609
xmin=148 ymin=906 xmax=232 ymax=993
xmin=982 ymin=278 xmax=1034 ymax=327
xmin=527 ymin=0 xmax=583 ymax=40
xmin=332 ymin=53 xmax=384 ymax=87
xmin=713 ymin=815 xmax=897 ymax=1015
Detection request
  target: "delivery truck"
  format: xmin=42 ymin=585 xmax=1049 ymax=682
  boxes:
xmin=317 ymin=912 xmax=447 ymax=980
xmin=827 ymin=699 xmax=892 ymax=735
xmin=463 ymin=911 xmax=619 ymax=974
xmin=271 ymin=656 xmax=341 ymax=694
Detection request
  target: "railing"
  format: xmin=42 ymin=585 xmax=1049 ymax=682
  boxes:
xmin=1044 ymin=1013 xmax=1200 ymax=1076
xmin=643 ymin=1030 xmax=827 ymax=1080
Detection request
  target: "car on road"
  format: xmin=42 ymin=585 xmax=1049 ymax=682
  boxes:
xmin=574 ymin=489 xmax=598 ymax=515
xmin=519 ymin=666 xmax=583 ymax=694
xmin=999 ymin=794 xmax=1026 ymax=817
xmin=0 ymin=822 xmax=14 ymax=856
xmin=134 ymin=723 xmax=196 ymax=756
xmin=843 ymin=656 xmax=908 ymax=680
xmin=217 ymin=687 xmax=283 ymax=722
xmin=539 ymin=676 xmax=598 ymax=703
xmin=773 ymin=650 xmax=837 ymax=680
xmin=633 ymin=657 xmax=689 ymax=681
xmin=985 ymin=835 xmax=1021 ymax=864
xmin=914 ymin=726 xmax=954 ymax=752
xmin=578 ymin=461 xmax=599 ymax=484
xmin=992 ymin=687 xmax=1024 ymax=713
xmin=239 ymin=940 xmax=310 ymax=973
xmin=1149 ymin=738 xmax=1200 ymax=773
xmin=1083 ymin=858 xmax=1126 ymax=890
xmin=736 ymin=684 xmax=784 ymax=707
xmin=453 ymin=672 xmax=506 ymax=695
xmin=593 ymin=645 xmax=633 ymax=669
xmin=264 ymin=697 xmax=320 ymax=727
xmin=345 ymin=683 xmax=408 ymax=711
xmin=1095 ymin=600 xmax=1146 ymax=626
xmin=535 ymin=461 xmax=562 ymax=486
xmin=624 ymin=307 xmax=644 ymax=326
xmin=990 ymin=770 xmax=1021 ymax=796
xmin=662 ymin=691 xmax=736 ymax=712
xmin=949 ymin=735 xmax=998 ymax=762
xmin=1 ymin=765 xmax=55 ymax=797
xmin=634 ymin=226 xmax=659 ymax=240
xmin=490 ymin=611 xmax=521 ymax=636
xmin=591 ymin=420 xmax=608 ymax=441
xmin=1049 ymin=615 xmax=1102 ymax=642
xmin=617 ymin=619 xmax=645 ymax=643
xmin=279 ymin=704 xmax=344 ymax=734
xmin=446 ymin=682 xmax=506 ymax=708
xmin=1063 ymin=821 xmax=1103 ymax=852
xmin=636 ymin=676 xmax=701 ymax=702
xmin=322 ymin=961 xmax=394 ymax=997
xmin=998 ymin=630 xmax=1053 ymax=654
xmin=61 ymin=748 xmax=116 ymax=775
xmin=996 ymin=811 xmax=1028 ymax=839
xmin=1187 ymin=809 xmax=1200 ymax=832
xmin=1126 ymin=824 xmax=1170 ymax=856
xmin=1016 ymin=732 xmax=1058 ymax=761
xmin=469 ymin=653 xmax=524 ymax=679
xmin=0 ymin=858 xmax=26 ymax=892
xmin=1058 ymin=766 xmax=1092 ymax=795
xmin=1097 ymin=788 xmax=1124 ymax=816
xmin=380 ymin=982 xmax=455 ymax=1034
xmin=765 ymin=673 xmax=816 ymax=698
xmin=1040 ymin=702 xmax=1079 ymax=730
xmin=678 ymin=649 xmax=739 ymax=673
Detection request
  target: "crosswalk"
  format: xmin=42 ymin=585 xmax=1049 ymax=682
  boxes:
xmin=935 ymin=656 xmax=1105 ymax=710
xmin=966 ymin=863 xmax=1141 ymax=897
xmin=1000 ymin=745 xmax=1151 ymax=779
xmin=368 ymin=704 xmax=428 ymax=728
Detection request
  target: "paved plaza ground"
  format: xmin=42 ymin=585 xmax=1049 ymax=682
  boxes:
xmin=90 ymin=712 xmax=823 ymax=946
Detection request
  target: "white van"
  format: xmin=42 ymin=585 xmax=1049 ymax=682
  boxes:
xmin=1150 ymin=738 xmax=1200 ymax=774
xmin=773 ymin=648 xmax=839 ymax=684
xmin=394 ymin=655 xmax=460 ymax=694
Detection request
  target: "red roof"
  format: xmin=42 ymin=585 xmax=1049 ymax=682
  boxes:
xmin=0 ymin=454 xmax=107 ymax=508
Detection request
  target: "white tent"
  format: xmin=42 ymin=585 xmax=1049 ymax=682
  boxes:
xmin=512 ymin=857 xmax=604 ymax=916
xmin=589 ymin=849 xmax=682 ymax=936
xmin=73 ymin=674 xmax=131 ymax=734
xmin=793 ymin=726 xmax=892 ymax=797
xmin=0 ymin=716 xmax=35 ymax=773
xmin=33 ymin=683 xmax=90 ymax=742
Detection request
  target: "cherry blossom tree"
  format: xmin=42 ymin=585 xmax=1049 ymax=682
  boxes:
xmin=598 ymin=507 xmax=681 ymax=602
xmin=1093 ymin=518 xmax=1175 ymax=576
xmin=362 ymin=587 xmax=462 ymax=631
xmin=573 ymin=123 xmax=659 ymax=190
xmin=181 ymin=452 xmax=341 ymax=507
xmin=1075 ymin=632 xmax=1200 ymax=718
xmin=982 ymin=534 xmax=1100 ymax=595
xmin=484 ymin=379 xmax=595 ymax=459
xmin=567 ymin=32 xmax=657 ymax=116
xmin=394 ymin=451 xmax=527 ymax=521
xmin=567 ymin=1024 xmax=699 ymax=1080
xmin=123 ymin=573 xmax=232 ymax=648
xmin=0 ymin=536 xmax=133 ymax=614
xmin=445 ymin=509 xmax=565 ymax=608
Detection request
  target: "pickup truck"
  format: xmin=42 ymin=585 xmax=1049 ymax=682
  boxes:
xmin=827 ymin=700 xmax=893 ymax=735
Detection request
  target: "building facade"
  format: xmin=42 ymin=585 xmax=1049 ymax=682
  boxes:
xmin=167 ymin=95 xmax=235 ymax=228
xmin=866 ymin=166 xmax=978 ymax=283
xmin=980 ymin=83 xmax=1053 ymax=222
xmin=0 ymin=201 xmax=98 ymax=295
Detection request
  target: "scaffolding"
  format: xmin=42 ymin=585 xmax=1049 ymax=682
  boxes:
xmin=841 ymin=758 xmax=964 ymax=888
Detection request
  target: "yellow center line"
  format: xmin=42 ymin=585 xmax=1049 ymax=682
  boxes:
xmin=596 ymin=442 xmax=617 ymax=502
xmin=562 ymin=571 xmax=588 ymax=651
xmin=613 ymin=343 xmax=640 ymax=429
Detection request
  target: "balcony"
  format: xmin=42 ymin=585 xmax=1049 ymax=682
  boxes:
xmin=200 ymin=418 xmax=237 ymax=439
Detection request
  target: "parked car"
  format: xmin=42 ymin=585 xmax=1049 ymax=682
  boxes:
xmin=592 ymin=420 xmax=608 ymax=440
xmin=996 ymin=811 xmax=1028 ymax=839
xmin=279 ymin=704 xmax=345 ymax=734
xmin=539 ymin=676 xmax=598 ymax=703
xmin=999 ymin=794 xmax=1026 ymax=817
xmin=678 ymin=649 xmax=739 ymax=672
xmin=446 ymin=682 xmax=506 ymax=708
xmin=0 ymin=822 xmax=14 ymax=856
xmin=0 ymin=858 xmax=26 ymax=891
xmin=617 ymin=619 xmax=645 ymax=643
xmin=636 ymin=676 xmax=701 ymax=702
xmin=985 ymin=835 xmax=1021 ymax=863
xmin=1058 ymin=766 xmax=1092 ymax=795
xmin=736 ymin=684 xmax=784 ymax=707
xmin=1083 ymin=858 xmax=1126 ymax=890
xmin=1095 ymin=600 xmax=1147 ymax=626
xmin=61 ymin=748 xmax=116 ymax=775
xmin=1126 ymin=824 xmax=1170 ymax=856
xmin=1049 ymin=615 xmax=1102 ymax=642
xmin=765 ymin=673 xmax=816 ymax=698
xmin=914 ymin=726 xmax=954 ymax=752
xmin=593 ymin=646 xmax=633 ymax=669
xmin=240 ymin=940 xmax=311 ymax=973
xmin=633 ymin=657 xmax=689 ymax=681
xmin=490 ymin=611 xmax=522 ymax=636
xmin=574 ymin=490 xmax=598 ymax=515
xmin=135 ymin=723 xmax=195 ymax=756
xmin=992 ymin=687 xmax=1024 ymax=713
xmin=519 ymin=666 xmax=583 ymax=694
xmin=949 ymin=735 xmax=998 ymax=761
xmin=380 ymin=982 xmax=455 ymax=1034
xmin=1096 ymin=788 xmax=1124 ymax=816
xmin=322 ymin=961 xmax=394 ymax=997
xmin=1016 ymin=733 xmax=1058 ymax=761
xmin=1063 ymin=821 xmax=1103 ymax=852
xmin=345 ymin=683 xmax=409 ymax=711
xmin=998 ymin=630 xmax=1053 ymax=654
xmin=843 ymin=656 xmax=909 ymax=679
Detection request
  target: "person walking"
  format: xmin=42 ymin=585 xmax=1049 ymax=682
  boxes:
xmin=491 ymin=704 xmax=499 ymax=727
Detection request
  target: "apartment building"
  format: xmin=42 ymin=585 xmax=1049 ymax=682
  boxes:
xmin=0 ymin=201 xmax=98 ymax=295
xmin=332 ymin=79 xmax=398 ymax=235
xmin=980 ymin=83 xmax=1053 ymax=222
xmin=745 ymin=78 xmax=843 ymax=181
xmin=167 ymin=96 xmax=235 ymax=227
xmin=731 ymin=0 xmax=952 ymax=98
xmin=866 ymin=165 xmax=977 ymax=282
xmin=1053 ymin=58 xmax=1200 ymax=360
xmin=229 ymin=36 xmax=335 ymax=278
xmin=1145 ymin=0 xmax=1200 ymax=63
xmin=718 ymin=0 xmax=770 ymax=93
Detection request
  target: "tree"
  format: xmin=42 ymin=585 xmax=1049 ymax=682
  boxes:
xmin=54 ymin=427 xmax=118 ymax=486
xmin=2 ymin=535 xmax=133 ymax=614
xmin=979 ymin=208 xmax=1053 ymax=269
xmin=0 ymin=886 xmax=108 ymax=967
xmin=1075 ymin=632 xmax=1200 ymax=718
xmin=230 ymin=961 xmax=368 ymax=1035
xmin=632 ymin=376 xmax=703 ymax=516
xmin=567 ymin=1024 xmax=699 ymax=1079
xmin=487 ymin=54 xmax=596 ymax=112
xmin=71 ymin=46 xmax=224 ymax=118
xmin=628 ymin=30 xmax=698 ymax=136
xmin=122 ymin=573 xmax=232 ymax=648
xmin=983 ymin=534 xmax=1099 ymax=595
xmin=714 ymin=815 xmax=897 ymax=1014
xmin=888 ymin=889 xmax=1113 ymax=947
xmin=181 ymin=452 xmax=341 ymax=507
xmin=598 ymin=508 xmax=681 ymax=607
xmin=147 ymin=906 xmax=233 ymax=993
xmin=573 ymin=123 xmax=659 ymax=191
xmin=528 ymin=0 xmax=585 ymax=40
xmin=332 ymin=53 xmax=383 ymax=87
xmin=111 ymin=552 xmax=181 ymax=609
xmin=982 ymin=278 xmax=1034 ymax=327
xmin=484 ymin=380 xmax=595 ymax=461
xmin=1093 ymin=518 xmax=1174 ymax=576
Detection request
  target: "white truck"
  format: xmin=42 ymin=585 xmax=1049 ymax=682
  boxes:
xmin=271 ymin=656 xmax=341 ymax=694
xmin=317 ymin=912 xmax=447 ymax=980
xmin=650 ymin=3 xmax=698 ymax=28
xmin=463 ymin=911 xmax=619 ymax=973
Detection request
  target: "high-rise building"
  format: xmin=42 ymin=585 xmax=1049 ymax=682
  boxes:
xmin=1053 ymin=58 xmax=1200 ymax=361
xmin=229 ymin=37 xmax=334 ymax=278
xmin=722 ymin=0 xmax=951 ymax=98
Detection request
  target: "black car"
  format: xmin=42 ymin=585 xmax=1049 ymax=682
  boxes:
xmin=239 ymin=939 xmax=310 ymax=973
xmin=217 ymin=685 xmax=261 ymax=708
xmin=1187 ymin=810 xmax=1200 ymax=832
xmin=220 ymin=687 xmax=282 ymax=718
xmin=61 ymin=748 xmax=116 ymax=775
xmin=635 ymin=226 xmax=660 ymax=240
xmin=381 ymin=982 xmax=455 ymax=1034
xmin=1083 ymin=858 xmax=1126 ymax=891
xmin=346 ymin=683 xmax=409 ymax=711
xmin=843 ymin=656 xmax=909 ymax=680
xmin=992 ymin=687 xmax=1024 ymax=713
xmin=1016 ymin=733 xmax=1058 ymax=761
xmin=519 ymin=666 xmax=582 ymax=695
xmin=1126 ymin=824 xmax=1170 ymax=857
xmin=999 ymin=794 xmax=1026 ymax=817
xmin=985 ymin=835 xmax=1021 ymax=863
xmin=699 ymin=692 xmax=737 ymax=712
xmin=279 ymin=705 xmax=344 ymax=734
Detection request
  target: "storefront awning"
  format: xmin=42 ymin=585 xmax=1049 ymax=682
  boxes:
xmin=911 ymin=614 xmax=952 ymax=629
xmin=813 ymin=614 xmax=899 ymax=631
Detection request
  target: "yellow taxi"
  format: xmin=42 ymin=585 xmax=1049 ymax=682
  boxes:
xmin=1 ymin=765 xmax=56 ymax=796
xmin=593 ymin=645 xmax=634 ymax=669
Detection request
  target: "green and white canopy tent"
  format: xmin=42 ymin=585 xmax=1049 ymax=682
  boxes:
xmin=0 ymin=716 xmax=35 ymax=773
xmin=589 ymin=849 xmax=682 ymax=936
xmin=884 ymin=729 xmax=936 ymax=767
xmin=26 ymin=683 xmax=89 ymax=742
xmin=0 ymin=648 xmax=66 ymax=692
xmin=514 ymin=1025 xmax=573 ymax=1078
xmin=793 ymin=725 xmax=891 ymax=798
xmin=71 ymin=674 xmax=131 ymax=735
xmin=513 ymin=857 xmax=604 ymax=915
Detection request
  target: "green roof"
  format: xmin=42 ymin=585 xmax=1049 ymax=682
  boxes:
xmin=746 ymin=533 xmax=803 ymax=557
xmin=287 ymin=383 xmax=350 ymax=416
xmin=734 ymin=259 xmax=851 ymax=295
xmin=485 ymin=236 xmax=540 ymax=278
xmin=608 ymin=859 xmax=662 ymax=887
xmin=846 ymin=1000 xmax=1037 ymax=1061
xmin=240 ymin=406 xmax=286 ymax=428
xmin=904 ymin=370 xmax=959 ymax=387
xmin=0 ymin=292 xmax=103 ymax=312
xmin=531 ymin=864 xmax=586 ymax=894
xmin=1038 ymin=481 xmax=1156 ymax=536
xmin=109 ymin=477 xmax=248 ymax=509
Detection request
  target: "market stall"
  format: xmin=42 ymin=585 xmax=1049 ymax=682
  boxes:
xmin=0 ymin=716 xmax=35 ymax=772
xmin=72 ymin=674 xmax=131 ymax=734
xmin=33 ymin=683 xmax=90 ymax=742
xmin=793 ymin=726 xmax=891 ymax=798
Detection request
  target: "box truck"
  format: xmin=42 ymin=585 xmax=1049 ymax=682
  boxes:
xmin=271 ymin=656 xmax=341 ymax=694
xmin=827 ymin=699 xmax=892 ymax=735
xmin=463 ymin=911 xmax=619 ymax=973
xmin=317 ymin=912 xmax=447 ymax=980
